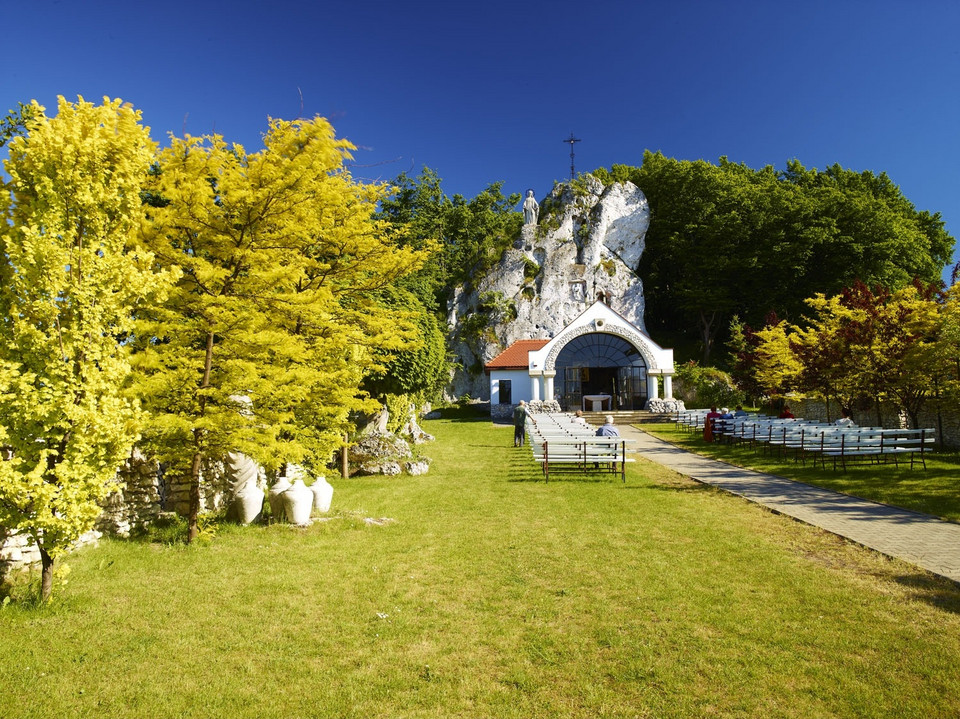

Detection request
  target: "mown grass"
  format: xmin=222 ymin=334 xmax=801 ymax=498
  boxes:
xmin=1 ymin=407 xmax=959 ymax=718
xmin=643 ymin=422 xmax=960 ymax=523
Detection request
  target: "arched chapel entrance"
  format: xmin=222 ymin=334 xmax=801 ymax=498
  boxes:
xmin=554 ymin=333 xmax=648 ymax=411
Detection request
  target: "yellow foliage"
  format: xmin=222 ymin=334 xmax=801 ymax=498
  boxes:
xmin=752 ymin=320 xmax=802 ymax=396
xmin=135 ymin=115 xmax=431 ymax=490
xmin=0 ymin=97 xmax=172 ymax=593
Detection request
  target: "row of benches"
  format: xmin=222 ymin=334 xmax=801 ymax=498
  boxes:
xmin=524 ymin=413 xmax=634 ymax=482
xmin=675 ymin=412 xmax=935 ymax=470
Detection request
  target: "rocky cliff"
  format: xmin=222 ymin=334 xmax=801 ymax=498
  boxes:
xmin=447 ymin=176 xmax=650 ymax=398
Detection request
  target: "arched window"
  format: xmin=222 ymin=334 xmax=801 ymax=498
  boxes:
xmin=555 ymin=333 xmax=647 ymax=410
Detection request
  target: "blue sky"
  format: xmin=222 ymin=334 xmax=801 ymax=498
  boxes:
xmin=5 ymin=0 xmax=959 ymax=279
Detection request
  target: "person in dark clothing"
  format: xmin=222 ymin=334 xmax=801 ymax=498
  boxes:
xmin=513 ymin=401 xmax=527 ymax=447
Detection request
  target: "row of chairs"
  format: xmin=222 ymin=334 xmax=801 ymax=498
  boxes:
xmin=676 ymin=412 xmax=935 ymax=470
xmin=524 ymin=413 xmax=634 ymax=482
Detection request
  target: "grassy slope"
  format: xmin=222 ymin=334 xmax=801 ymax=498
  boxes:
xmin=1 ymin=409 xmax=958 ymax=718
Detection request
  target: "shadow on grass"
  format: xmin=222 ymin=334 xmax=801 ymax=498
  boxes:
xmin=509 ymin=472 xmax=623 ymax=484
xmin=433 ymin=405 xmax=491 ymax=423
xmin=507 ymin=457 xmax=627 ymax=484
xmin=891 ymin=571 xmax=960 ymax=615
xmin=644 ymin=425 xmax=960 ymax=523
xmin=126 ymin=512 xmax=226 ymax=546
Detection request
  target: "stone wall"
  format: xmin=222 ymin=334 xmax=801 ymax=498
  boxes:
xmin=0 ymin=451 xmax=234 ymax=577
xmin=160 ymin=459 xmax=231 ymax=517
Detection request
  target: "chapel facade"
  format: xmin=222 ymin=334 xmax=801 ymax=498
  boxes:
xmin=485 ymin=300 xmax=675 ymax=413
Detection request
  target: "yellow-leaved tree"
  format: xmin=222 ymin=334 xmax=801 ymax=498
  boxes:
xmin=751 ymin=319 xmax=802 ymax=399
xmin=0 ymin=97 xmax=172 ymax=600
xmin=135 ymin=116 xmax=430 ymax=542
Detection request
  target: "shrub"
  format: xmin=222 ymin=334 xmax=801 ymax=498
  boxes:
xmin=674 ymin=361 xmax=744 ymax=409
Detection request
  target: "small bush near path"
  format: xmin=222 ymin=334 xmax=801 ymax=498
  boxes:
xmin=1 ymin=410 xmax=959 ymax=718
xmin=644 ymin=422 xmax=960 ymax=523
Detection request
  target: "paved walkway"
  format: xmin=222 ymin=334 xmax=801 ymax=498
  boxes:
xmin=618 ymin=425 xmax=960 ymax=584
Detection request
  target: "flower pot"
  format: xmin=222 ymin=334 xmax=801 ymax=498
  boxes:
xmin=282 ymin=479 xmax=314 ymax=525
xmin=310 ymin=476 xmax=334 ymax=514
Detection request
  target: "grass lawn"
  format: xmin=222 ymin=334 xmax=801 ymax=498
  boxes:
xmin=2 ymin=407 xmax=959 ymax=718
xmin=643 ymin=422 xmax=960 ymax=523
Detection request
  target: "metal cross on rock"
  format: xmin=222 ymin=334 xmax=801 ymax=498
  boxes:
xmin=563 ymin=132 xmax=581 ymax=180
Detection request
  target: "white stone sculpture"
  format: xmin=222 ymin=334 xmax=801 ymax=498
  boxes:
xmin=226 ymin=451 xmax=264 ymax=525
xmin=522 ymin=189 xmax=539 ymax=225
xmin=310 ymin=476 xmax=334 ymax=514
xmin=282 ymin=480 xmax=314 ymax=525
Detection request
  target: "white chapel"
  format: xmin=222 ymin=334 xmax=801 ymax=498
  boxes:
xmin=485 ymin=299 xmax=675 ymax=412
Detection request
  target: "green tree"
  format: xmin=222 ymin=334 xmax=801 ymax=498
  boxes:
xmin=0 ymin=97 xmax=170 ymax=600
xmin=597 ymin=153 xmax=954 ymax=363
xmin=749 ymin=281 xmax=944 ymax=427
xmin=673 ymin=361 xmax=743 ymax=409
xmin=378 ymin=168 xmax=522 ymax=312
xmin=0 ymin=102 xmax=37 ymax=148
xmin=363 ymin=287 xmax=448 ymax=402
xmin=377 ymin=168 xmax=450 ymax=313
xmin=826 ymin=281 xmax=941 ymax=428
xmin=135 ymin=116 xmax=429 ymax=542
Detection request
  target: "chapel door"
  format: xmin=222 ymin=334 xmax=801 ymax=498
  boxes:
xmin=617 ymin=366 xmax=648 ymax=410
xmin=562 ymin=367 xmax=582 ymax=411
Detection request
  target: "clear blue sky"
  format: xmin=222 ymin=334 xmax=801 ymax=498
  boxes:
xmin=5 ymin=0 xmax=959 ymax=279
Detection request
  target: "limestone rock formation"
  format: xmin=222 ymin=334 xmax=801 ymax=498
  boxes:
xmin=348 ymin=405 xmax=435 ymax=477
xmin=448 ymin=176 xmax=650 ymax=398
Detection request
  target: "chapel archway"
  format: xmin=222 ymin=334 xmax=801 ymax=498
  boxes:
xmin=554 ymin=332 xmax=648 ymax=411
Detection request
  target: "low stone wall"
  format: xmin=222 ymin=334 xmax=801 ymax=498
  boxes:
xmin=492 ymin=400 xmax=561 ymax=420
xmin=160 ymin=459 xmax=231 ymax=517
xmin=491 ymin=403 xmax=514 ymax=420
xmin=1 ymin=451 xmax=234 ymax=577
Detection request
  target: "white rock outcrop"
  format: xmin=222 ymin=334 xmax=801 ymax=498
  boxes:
xmin=448 ymin=177 xmax=650 ymax=398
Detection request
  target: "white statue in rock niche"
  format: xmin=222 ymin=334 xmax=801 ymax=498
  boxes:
xmin=523 ymin=189 xmax=539 ymax=225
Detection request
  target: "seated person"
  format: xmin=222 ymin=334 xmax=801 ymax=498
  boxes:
xmin=779 ymin=405 xmax=795 ymax=419
xmin=703 ymin=406 xmax=722 ymax=442
xmin=835 ymin=408 xmax=856 ymax=427
xmin=596 ymin=415 xmax=620 ymax=437
xmin=574 ymin=409 xmax=589 ymax=427
xmin=734 ymin=405 xmax=749 ymax=417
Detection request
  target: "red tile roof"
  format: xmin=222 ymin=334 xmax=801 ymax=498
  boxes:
xmin=484 ymin=339 xmax=550 ymax=372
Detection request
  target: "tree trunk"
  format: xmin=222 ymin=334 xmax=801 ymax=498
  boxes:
xmin=39 ymin=546 xmax=54 ymax=602
xmin=698 ymin=310 xmax=717 ymax=365
xmin=187 ymin=449 xmax=202 ymax=544
xmin=186 ymin=330 xmax=215 ymax=545
xmin=937 ymin=405 xmax=944 ymax=451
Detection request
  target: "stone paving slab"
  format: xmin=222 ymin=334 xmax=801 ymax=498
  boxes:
xmin=621 ymin=425 xmax=960 ymax=584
